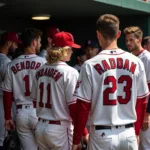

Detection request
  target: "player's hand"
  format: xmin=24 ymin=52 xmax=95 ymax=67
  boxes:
xmin=72 ymin=144 xmax=81 ymax=150
xmin=5 ymin=120 xmax=15 ymax=130
xmin=142 ymin=113 xmax=150 ymax=131
xmin=136 ymin=136 xmax=140 ymax=145
xmin=83 ymin=133 xmax=89 ymax=143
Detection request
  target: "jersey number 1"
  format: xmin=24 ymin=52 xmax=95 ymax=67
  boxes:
xmin=39 ymin=82 xmax=51 ymax=109
xmin=23 ymin=75 xmax=30 ymax=96
xmin=103 ymin=75 xmax=132 ymax=105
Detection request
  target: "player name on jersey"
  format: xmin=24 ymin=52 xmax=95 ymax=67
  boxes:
xmin=11 ymin=61 xmax=42 ymax=74
xmin=36 ymin=67 xmax=63 ymax=82
xmin=94 ymin=58 xmax=137 ymax=75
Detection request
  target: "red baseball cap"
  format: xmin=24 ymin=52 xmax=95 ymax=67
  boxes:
xmin=52 ymin=31 xmax=81 ymax=48
xmin=1 ymin=32 xmax=22 ymax=44
xmin=46 ymin=27 xmax=60 ymax=37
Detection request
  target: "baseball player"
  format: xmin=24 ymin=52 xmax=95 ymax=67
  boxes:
xmin=39 ymin=26 xmax=59 ymax=58
xmin=142 ymin=36 xmax=150 ymax=52
xmin=0 ymin=32 xmax=21 ymax=150
xmin=74 ymin=49 xmax=87 ymax=72
xmin=124 ymin=26 xmax=150 ymax=150
xmin=30 ymin=31 xmax=88 ymax=150
xmin=1 ymin=28 xmax=46 ymax=150
xmin=72 ymin=14 xmax=149 ymax=150
xmin=84 ymin=40 xmax=99 ymax=59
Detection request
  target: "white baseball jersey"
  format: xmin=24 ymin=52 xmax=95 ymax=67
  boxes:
xmin=0 ymin=54 xmax=11 ymax=95
xmin=1 ymin=54 xmax=46 ymax=105
xmin=0 ymin=54 xmax=11 ymax=146
xmin=74 ymin=64 xmax=81 ymax=72
xmin=138 ymin=50 xmax=150 ymax=150
xmin=38 ymin=49 xmax=47 ymax=58
xmin=30 ymin=61 xmax=79 ymax=121
xmin=138 ymin=50 xmax=150 ymax=85
xmin=74 ymin=49 xmax=149 ymax=126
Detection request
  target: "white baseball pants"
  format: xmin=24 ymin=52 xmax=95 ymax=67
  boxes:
xmin=139 ymin=127 xmax=150 ymax=150
xmin=88 ymin=125 xmax=138 ymax=150
xmin=16 ymin=105 xmax=38 ymax=150
xmin=35 ymin=119 xmax=73 ymax=150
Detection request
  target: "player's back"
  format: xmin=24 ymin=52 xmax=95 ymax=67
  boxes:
xmin=32 ymin=61 xmax=79 ymax=121
xmin=81 ymin=49 xmax=148 ymax=126
xmin=2 ymin=54 xmax=46 ymax=105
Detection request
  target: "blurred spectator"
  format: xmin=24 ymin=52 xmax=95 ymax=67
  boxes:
xmin=85 ymin=40 xmax=100 ymax=59
xmin=142 ymin=36 xmax=150 ymax=52
xmin=39 ymin=27 xmax=60 ymax=58
xmin=74 ymin=49 xmax=87 ymax=72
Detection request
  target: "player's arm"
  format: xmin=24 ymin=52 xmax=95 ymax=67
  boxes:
xmin=73 ymin=99 xmax=91 ymax=145
xmin=142 ymin=58 xmax=150 ymax=130
xmin=68 ymin=100 xmax=89 ymax=137
xmin=66 ymin=70 xmax=79 ymax=122
xmin=141 ymin=82 xmax=150 ymax=131
xmin=30 ymin=73 xmax=38 ymax=107
xmin=134 ymin=96 xmax=147 ymax=135
xmin=134 ymin=64 xmax=149 ymax=135
xmin=3 ymin=91 xmax=15 ymax=130
xmin=72 ymin=64 xmax=92 ymax=147
xmin=1 ymin=64 xmax=15 ymax=130
xmin=142 ymin=95 xmax=150 ymax=131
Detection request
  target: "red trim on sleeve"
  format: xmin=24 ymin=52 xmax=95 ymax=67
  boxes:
xmin=134 ymin=97 xmax=147 ymax=135
xmin=3 ymin=91 xmax=13 ymax=120
xmin=73 ymin=99 xmax=91 ymax=145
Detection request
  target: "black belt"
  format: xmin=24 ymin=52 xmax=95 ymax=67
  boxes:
xmin=95 ymin=123 xmax=133 ymax=130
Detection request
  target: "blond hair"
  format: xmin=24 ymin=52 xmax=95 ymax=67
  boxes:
xmin=96 ymin=14 xmax=120 ymax=40
xmin=46 ymin=46 xmax=71 ymax=64
xmin=124 ymin=26 xmax=143 ymax=39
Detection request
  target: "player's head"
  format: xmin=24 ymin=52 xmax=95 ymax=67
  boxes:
xmin=0 ymin=32 xmax=21 ymax=54
xmin=85 ymin=40 xmax=99 ymax=58
xmin=21 ymin=28 xmax=42 ymax=54
xmin=41 ymin=27 xmax=60 ymax=49
xmin=47 ymin=31 xmax=80 ymax=64
xmin=124 ymin=26 xmax=143 ymax=52
xmin=142 ymin=36 xmax=150 ymax=52
xmin=96 ymin=14 xmax=120 ymax=49
xmin=47 ymin=27 xmax=60 ymax=47
xmin=75 ymin=49 xmax=87 ymax=65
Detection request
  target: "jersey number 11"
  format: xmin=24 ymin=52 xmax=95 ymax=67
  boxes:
xmin=39 ymin=82 xmax=51 ymax=109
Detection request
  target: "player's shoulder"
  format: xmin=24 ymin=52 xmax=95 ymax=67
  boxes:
xmin=14 ymin=54 xmax=46 ymax=62
xmin=62 ymin=63 xmax=79 ymax=75
xmin=38 ymin=49 xmax=47 ymax=58
xmin=0 ymin=54 xmax=11 ymax=62
xmin=140 ymin=50 xmax=150 ymax=60
xmin=125 ymin=51 xmax=145 ymax=67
